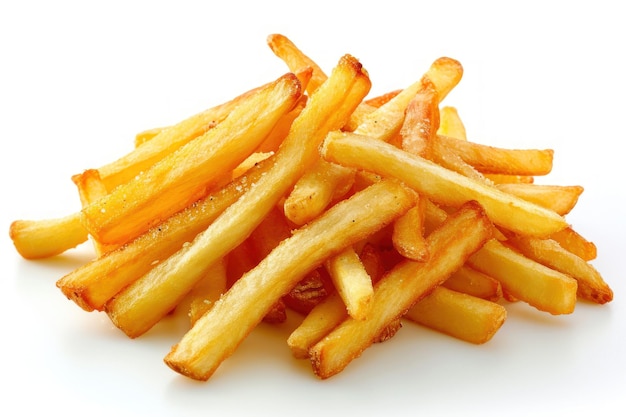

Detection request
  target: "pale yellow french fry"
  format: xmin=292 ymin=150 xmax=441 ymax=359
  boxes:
xmin=105 ymin=55 xmax=371 ymax=338
xmin=467 ymin=239 xmax=577 ymax=315
xmin=321 ymin=131 xmax=568 ymax=237
xmin=437 ymin=106 xmax=467 ymax=140
xmin=442 ymin=265 xmax=503 ymax=301
xmin=9 ymin=212 xmax=88 ymax=259
xmin=325 ymin=246 xmax=374 ymax=320
xmin=82 ymin=73 xmax=302 ymax=246
xmin=164 ymin=179 xmax=415 ymax=381
xmin=72 ymin=169 xmax=118 ymax=255
xmin=310 ymin=201 xmax=493 ymax=379
xmin=437 ymin=134 xmax=554 ymax=176
xmin=267 ymin=33 xmax=328 ymax=95
xmin=134 ymin=126 xmax=165 ymax=147
xmin=495 ymin=183 xmax=583 ymax=215
xmin=507 ymin=235 xmax=613 ymax=304
xmin=405 ymin=286 xmax=506 ymax=344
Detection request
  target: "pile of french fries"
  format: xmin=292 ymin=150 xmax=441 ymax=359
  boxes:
xmin=9 ymin=34 xmax=613 ymax=381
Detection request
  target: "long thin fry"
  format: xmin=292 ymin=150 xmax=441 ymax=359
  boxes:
xmin=164 ymin=179 xmax=415 ymax=381
xmin=321 ymin=131 xmax=569 ymax=237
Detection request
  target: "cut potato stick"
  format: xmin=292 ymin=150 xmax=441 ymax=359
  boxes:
xmin=267 ymin=33 xmax=328 ymax=95
xmin=400 ymin=77 xmax=439 ymax=157
xmin=283 ymin=267 xmax=333 ymax=315
xmin=405 ymin=286 xmax=506 ymax=344
xmin=9 ymin=212 xmax=88 ymax=259
xmin=365 ymin=89 xmax=401 ymax=108
xmin=57 ymin=159 xmax=272 ymax=312
xmin=309 ymin=201 xmax=493 ymax=379
xmin=507 ymin=235 xmax=612 ymax=304
xmin=164 ymin=179 xmax=415 ymax=381
xmin=134 ymin=126 xmax=164 ymax=147
xmin=322 ymin=131 xmax=568 ymax=237
xmin=549 ymin=226 xmax=597 ymax=261
xmin=181 ymin=259 xmax=228 ymax=325
xmin=82 ymin=73 xmax=302 ymax=245
xmin=437 ymin=106 xmax=467 ymax=140
xmin=467 ymin=239 xmax=578 ymax=314
xmin=484 ymin=173 xmax=534 ymax=184
xmin=495 ymin=183 xmax=583 ymax=215
xmin=105 ymin=55 xmax=371 ymax=338
xmin=437 ymin=134 xmax=554 ymax=176
xmin=392 ymin=197 xmax=429 ymax=261
xmin=442 ymin=265 xmax=503 ymax=301
xmin=325 ymin=246 xmax=374 ymax=320
xmin=72 ymin=169 xmax=118 ymax=255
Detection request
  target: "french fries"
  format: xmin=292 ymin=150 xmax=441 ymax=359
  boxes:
xmin=9 ymin=33 xmax=613 ymax=382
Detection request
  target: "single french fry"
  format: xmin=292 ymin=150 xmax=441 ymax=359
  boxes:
xmin=309 ymin=201 xmax=493 ymax=379
xmin=105 ymin=55 xmax=371 ymax=338
xmin=134 ymin=126 xmax=165 ymax=147
xmin=325 ymin=246 xmax=374 ymax=320
xmin=283 ymin=267 xmax=333 ymax=315
xmin=57 ymin=159 xmax=272 ymax=312
xmin=495 ymin=183 xmax=583 ymax=215
xmin=507 ymin=235 xmax=613 ymax=304
xmin=467 ymin=239 xmax=578 ymax=314
xmin=267 ymin=33 xmax=328 ymax=95
xmin=180 ymin=259 xmax=228 ymax=325
xmin=164 ymin=179 xmax=415 ymax=381
xmin=392 ymin=197 xmax=429 ymax=261
xmin=437 ymin=106 xmax=467 ymax=140
xmin=9 ymin=212 xmax=88 ymax=259
xmin=82 ymin=73 xmax=302 ymax=245
xmin=365 ymin=89 xmax=401 ymax=107
xmin=72 ymin=169 xmax=118 ymax=255
xmin=321 ymin=131 xmax=568 ymax=237
xmin=549 ymin=227 xmax=597 ymax=261
xmin=405 ymin=286 xmax=506 ymax=344
xmin=400 ymin=77 xmax=440 ymax=157
xmin=99 ymin=86 xmax=262 ymax=191
xmin=437 ymin=134 xmax=554 ymax=176
xmin=442 ymin=265 xmax=503 ymax=301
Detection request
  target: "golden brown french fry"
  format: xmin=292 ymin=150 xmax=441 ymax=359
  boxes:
xmin=309 ymin=201 xmax=493 ymax=379
xmin=437 ymin=106 xmax=467 ymax=140
xmin=9 ymin=212 xmax=88 ymax=259
xmin=321 ymin=131 xmax=569 ymax=237
xmin=495 ymin=183 xmax=583 ymax=215
xmin=283 ymin=267 xmax=333 ymax=315
xmin=549 ymin=227 xmax=597 ymax=261
xmin=82 ymin=73 xmax=302 ymax=245
xmin=467 ymin=239 xmax=578 ymax=314
xmin=164 ymin=179 xmax=415 ymax=381
xmin=105 ymin=55 xmax=371 ymax=338
xmin=507 ymin=235 xmax=612 ymax=304
xmin=442 ymin=265 xmax=503 ymax=301
xmin=57 ymin=159 xmax=272 ymax=312
xmin=437 ymin=134 xmax=554 ymax=176
xmin=405 ymin=286 xmax=506 ymax=344
xmin=392 ymin=197 xmax=429 ymax=261
xmin=325 ymin=246 xmax=374 ymax=320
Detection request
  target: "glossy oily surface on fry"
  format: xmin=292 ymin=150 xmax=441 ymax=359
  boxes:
xmin=2 ymin=1 xmax=625 ymax=416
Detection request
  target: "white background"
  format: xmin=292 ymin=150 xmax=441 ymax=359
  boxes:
xmin=1 ymin=1 xmax=624 ymax=416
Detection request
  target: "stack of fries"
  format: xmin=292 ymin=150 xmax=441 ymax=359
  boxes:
xmin=9 ymin=34 xmax=613 ymax=381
